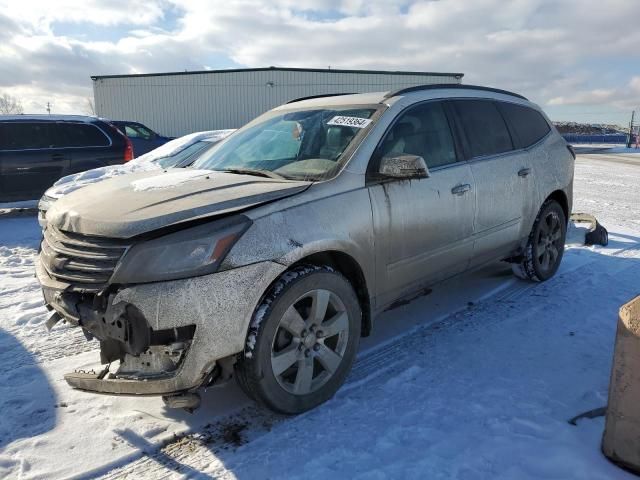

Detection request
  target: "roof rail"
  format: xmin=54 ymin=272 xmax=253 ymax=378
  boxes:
xmin=383 ymin=84 xmax=528 ymax=101
xmin=286 ymin=93 xmax=357 ymax=104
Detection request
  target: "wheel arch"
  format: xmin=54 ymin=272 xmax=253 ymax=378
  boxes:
xmin=546 ymin=189 xmax=569 ymax=222
xmin=289 ymin=250 xmax=372 ymax=337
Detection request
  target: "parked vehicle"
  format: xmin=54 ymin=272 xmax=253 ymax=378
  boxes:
xmin=37 ymin=85 xmax=574 ymax=414
xmin=0 ymin=115 xmax=133 ymax=202
xmin=37 ymin=130 xmax=234 ymax=227
xmin=111 ymin=120 xmax=172 ymax=156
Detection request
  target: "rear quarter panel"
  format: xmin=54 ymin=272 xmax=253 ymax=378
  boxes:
xmin=526 ymin=130 xmax=574 ymax=235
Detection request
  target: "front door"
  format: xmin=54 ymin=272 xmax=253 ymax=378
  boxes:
xmin=368 ymin=101 xmax=476 ymax=308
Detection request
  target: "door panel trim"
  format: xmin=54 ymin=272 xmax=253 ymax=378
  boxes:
xmin=387 ymin=235 xmax=475 ymax=273
xmin=472 ymin=217 xmax=521 ymax=238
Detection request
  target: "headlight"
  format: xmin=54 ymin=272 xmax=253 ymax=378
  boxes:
xmin=110 ymin=216 xmax=251 ymax=284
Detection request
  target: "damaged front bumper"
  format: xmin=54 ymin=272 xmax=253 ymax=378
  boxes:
xmin=37 ymin=260 xmax=285 ymax=395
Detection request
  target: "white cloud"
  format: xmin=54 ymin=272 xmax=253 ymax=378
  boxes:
xmin=0 ymin=0 xmax=638 ymax=119
xmin=548 ymin=77 xmax=640 ymax=108
xmin=3 ymin=0 xmax=167 ymax=29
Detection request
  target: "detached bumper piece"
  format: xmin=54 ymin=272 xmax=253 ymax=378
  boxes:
xmin=570 ymin=212 xmax=609 ymax=246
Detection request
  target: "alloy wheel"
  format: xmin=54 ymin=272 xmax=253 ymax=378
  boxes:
xmin=536 ymin=211 xmax=563 ymax=272
xmin=270 ymin=289 xmax=349 ymax=395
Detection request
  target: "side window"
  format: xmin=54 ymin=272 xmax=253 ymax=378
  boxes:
xmin=134 ymin=125 xmax=155 ymax=140
xmin=378 ymin=101 xmax=457 ymax=169
xmin=498 ymin=102 xmax=551 ymax=149
xmin=59 ymin=123 xmax=110 ymax=147
xmin=124 ymin=125 xmax=141 ymax=138
xmin=453 ymin=100 xmax=513 ymax=158
xmin=0 ymin=122 xmax=57 ymax=149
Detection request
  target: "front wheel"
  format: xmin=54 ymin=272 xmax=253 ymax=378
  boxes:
xmin=235 ymin=265 xmax=361 ymax=414
xmin=512 ymin=199 xmax=567 ymax=282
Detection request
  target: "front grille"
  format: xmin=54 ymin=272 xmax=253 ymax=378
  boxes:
xmin=41 ymin=227 xmax=129 ymax=288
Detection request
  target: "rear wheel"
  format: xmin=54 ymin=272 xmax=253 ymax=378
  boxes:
xmin=512 ymin=199 xmax=567 ymax=282
xmin=235 ymin=265 xmax=361 ymax=414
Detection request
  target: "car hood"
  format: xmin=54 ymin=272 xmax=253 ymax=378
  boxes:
xmin=46 ymin=169 xmax=311 ymax=239
xmin=44 ymin=162 xmax=159 ymax=200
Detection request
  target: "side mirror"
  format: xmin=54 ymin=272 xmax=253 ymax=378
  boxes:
xmin=378 ymin=154 xmax=430 ymax=179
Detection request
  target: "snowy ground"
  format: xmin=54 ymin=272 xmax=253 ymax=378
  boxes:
xmin=1 ymin=152 xmax=639 ymax=479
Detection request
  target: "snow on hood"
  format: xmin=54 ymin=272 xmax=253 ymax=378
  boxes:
xmin=43 ymin=130 xmax=235 ymax=200
xmin=46 ymin=163 xmax=157 ymax=199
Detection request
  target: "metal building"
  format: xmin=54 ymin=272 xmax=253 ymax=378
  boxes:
xmin=92 ymin=67 xmax=464 ymax=137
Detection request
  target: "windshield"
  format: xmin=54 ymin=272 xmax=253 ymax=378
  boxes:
xmin=154 ymin=141 xmax=216 ymax=168
xmin=192 ymin=106 xmax=379 ymax=181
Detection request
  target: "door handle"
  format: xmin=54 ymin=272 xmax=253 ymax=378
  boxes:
xmin=518 ymin=168 xmax=531 ymax=177
xmin=451 ymin=184 xmax=471 ymax=196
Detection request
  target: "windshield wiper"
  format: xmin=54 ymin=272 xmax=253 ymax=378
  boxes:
xmin=218 ymin=168 xmax=285 ymax=180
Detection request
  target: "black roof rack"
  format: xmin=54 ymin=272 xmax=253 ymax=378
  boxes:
xmin=286 ymin=93 xmax=357 ymax=104
xmin=383 ymin=83 xmax=528 ymax=101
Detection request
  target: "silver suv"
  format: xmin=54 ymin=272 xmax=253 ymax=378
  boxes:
xmin=37 ymin=85 xmax=574 ymax=414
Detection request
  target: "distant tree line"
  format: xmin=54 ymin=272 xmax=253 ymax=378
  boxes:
xmin=0 ymin=93 xmax=24 ymax=114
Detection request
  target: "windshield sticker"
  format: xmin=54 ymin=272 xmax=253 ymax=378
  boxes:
xmin=327 ymin=116 xmax=372 ymax=129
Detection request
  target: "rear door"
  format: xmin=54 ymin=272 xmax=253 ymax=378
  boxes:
xmin=58 ymin=122 xmax=119 ymax=173
xmin=368 ymin=100 xmax=476 ymax=307
xmin=0 ymin=122 xmax=70 ymax=201
xmin=496 ymin=101 xmax=553 ymax=229
xmin=451 ymin=99 xmax=524 ymax=262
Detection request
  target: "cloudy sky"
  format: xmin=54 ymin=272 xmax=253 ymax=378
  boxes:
xmin=1 ymin=0 xmax=638 ymax=125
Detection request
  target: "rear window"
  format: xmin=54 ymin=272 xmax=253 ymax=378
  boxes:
xmin=453 ymin=100 xmax=514 ymax=158
xmin=498 ymin=102 xmax=551 ymax=148
xmin=57 ymin=123 xmax=110 ymax=147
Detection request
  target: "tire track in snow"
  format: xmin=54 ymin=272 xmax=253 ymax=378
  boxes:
xmin=99 ymin=242 xmax=640 ymax=480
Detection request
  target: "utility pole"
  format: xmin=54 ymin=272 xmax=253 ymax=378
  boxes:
xmin=628 ymin=110 xmax=635 ymax=148
xmin=46 ymin=102 xmax=51 ymax=115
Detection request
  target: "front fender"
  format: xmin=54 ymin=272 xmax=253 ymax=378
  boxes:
xmin=223 ymin=187 xmax=376 ymax=295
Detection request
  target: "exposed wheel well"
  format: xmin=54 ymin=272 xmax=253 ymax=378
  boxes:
xmin=546 ymin=190 xmax=569 ymax=222
xmin=290 ymin=251 xmax=372 ymax=337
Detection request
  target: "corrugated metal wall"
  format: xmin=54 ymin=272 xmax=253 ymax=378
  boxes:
xmin=93 ymin=69 xmax=462 ymax=137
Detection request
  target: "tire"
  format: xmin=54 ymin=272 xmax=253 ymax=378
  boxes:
xmin=512 ymin=199 xmax=567 ymax=282
xmin=235 ymin=265 xmax=361 ymax=414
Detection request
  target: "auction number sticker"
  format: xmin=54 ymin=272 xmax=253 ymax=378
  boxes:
xmin=327 ymin=116 xmax=373 ymax=128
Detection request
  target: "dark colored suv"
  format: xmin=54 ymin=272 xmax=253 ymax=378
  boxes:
xmin=0 ymin=115 xmax=133 ymax=202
